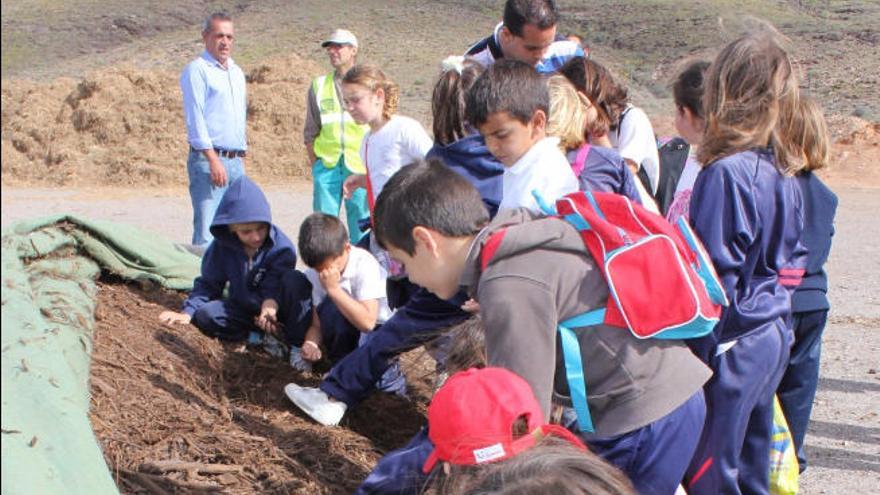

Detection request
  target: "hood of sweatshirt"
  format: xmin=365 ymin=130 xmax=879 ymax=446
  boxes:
xmin=210 ymin=176 xmax=275 ymax=250
xmin=427 ymin=134 xmax=505 ymax=217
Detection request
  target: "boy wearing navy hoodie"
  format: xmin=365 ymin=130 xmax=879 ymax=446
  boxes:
xmin=159 ymin=176 xmax=313 ymax=355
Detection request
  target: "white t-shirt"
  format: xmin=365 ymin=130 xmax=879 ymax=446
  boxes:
xmin=304 ymin=246 xmax=393 ymax=325
xmin=609 ymin=105 xmax=660 ymax=195
xmin=498 ymin=136 xmax=579 ymax=213
xmin=361 ymin=115 xmax=433 ymax=203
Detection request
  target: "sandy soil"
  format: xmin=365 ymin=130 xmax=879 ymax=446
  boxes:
xmin=2 ymin=180 xmax=878 ymax=493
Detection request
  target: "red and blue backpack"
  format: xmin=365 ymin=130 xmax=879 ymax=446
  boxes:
xmin=481 ymin=190 xmax=728 ymax=432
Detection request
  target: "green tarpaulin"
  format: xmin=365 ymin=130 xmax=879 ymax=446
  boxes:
xmin=1 ymin=215 xmax=200 ymax=495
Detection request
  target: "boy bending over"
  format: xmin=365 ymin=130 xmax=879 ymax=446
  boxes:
xmin=372 ymin=160 xmax=711 ymax=495
xmin=159 ymin=177 xmax=312 ymax=356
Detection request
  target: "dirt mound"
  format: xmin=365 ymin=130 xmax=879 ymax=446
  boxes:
xmin=1 ymin=54 xmax=322 ymax=187
xmin=818 ymin=117 xmax=880 ymax=187
xmin=90 ymin=279 xmax=434 ymax=494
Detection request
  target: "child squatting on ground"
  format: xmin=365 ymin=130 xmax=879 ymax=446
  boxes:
xmin=371 ymin=159 xmax=712 ymax=495
xmin=284 ymin=213 xmax=405 ymax=396
xmin=158 ymin=176 xmax=312 ymax=357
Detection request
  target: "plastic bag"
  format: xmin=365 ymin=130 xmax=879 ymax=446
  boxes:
xmin=770 ymin=395 xmax=800 ymax=495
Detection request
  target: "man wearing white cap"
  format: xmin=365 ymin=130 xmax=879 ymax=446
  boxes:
xmin=304 ymin=29 xmax=370 ymax=244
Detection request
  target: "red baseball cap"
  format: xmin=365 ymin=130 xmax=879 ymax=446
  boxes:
xmin=422 ymin=367 xmax=587 ymax=473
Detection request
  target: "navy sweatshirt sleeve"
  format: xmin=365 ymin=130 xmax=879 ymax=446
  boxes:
xmin=579 ymin=147 xmax=643 ymax=204
xmin=689 ymin=158 xmax=757 ymax=336
xmin=182 ymin=243 xmax=229 ymax=316
xmin=256 ymin=229 xmax=298 ymax=303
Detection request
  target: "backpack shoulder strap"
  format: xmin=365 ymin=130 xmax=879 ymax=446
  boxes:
xmin=479 ymin=229 xmax=508 ymax=272
xmin=557 ymin=308 xmax=606 ymax=433
xmin=571 ymin=144 xmax=592 ymax=177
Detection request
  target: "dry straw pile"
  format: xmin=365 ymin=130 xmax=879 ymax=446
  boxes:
xmin=1 ymin=53 xmax=321 ymax=187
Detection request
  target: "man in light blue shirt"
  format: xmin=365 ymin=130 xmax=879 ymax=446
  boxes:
xmin=180 ymin=12 xmax=247 ymax=248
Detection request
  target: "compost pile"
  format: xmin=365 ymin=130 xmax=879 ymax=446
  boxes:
xmin=89 ymin=279 xmax=434 ymax=494
xmin=1 ymin=53 xmax=321 ymax=187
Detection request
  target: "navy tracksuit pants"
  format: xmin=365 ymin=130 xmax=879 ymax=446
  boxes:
xmin=320 ymin=288 xmax=470 ymax=407
xmin=566 ymin=390 xmax=706 ymax=495
xmin=316 ymin=298 xmax=407 ymax=396
xmin=191 ymin=270 xmax=313 ymax=344
xmin=686 ymin=322 xmax=791 ymax=495
xmin=356 ymin=428 xmax=435 ymax=494
xmin=776 ymin=309 xmax=828 ymax=471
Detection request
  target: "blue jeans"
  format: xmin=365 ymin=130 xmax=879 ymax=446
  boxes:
xmin=187 ymin=150 xmax=245 ymax=247
xmin=312 ymin=157 xmax=369 ymax=245
xmin=776 ymin=309 xmax=828 ymax=471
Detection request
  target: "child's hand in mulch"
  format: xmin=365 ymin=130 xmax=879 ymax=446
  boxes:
xmin=159 ymin=310 xmax=191 ymax=326
xmin=302 ymin=340 xmax=322 ymax=362
xmin=255 ymin=307 xmax=280 ymax=334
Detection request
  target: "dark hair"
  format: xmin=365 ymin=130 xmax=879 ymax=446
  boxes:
xmin=433 ymin=61 xmax=485 ymax=145
xmin=673 ymin=60 xmax=710 ymax=119
xmin=465 ymin=59 xmax=548 ymax=128
xmin=504 ymin=0 xmax=559 ymax=36
xmin=432 ymin=437 xmax=636 ymax=495
xmin=202 ymin=12 xmax=232 ymax=34
xmin=297 ymin=213 xmax=349 ymax=268
xmin=558 ymin=57 xmax=629 ymax=135
xmin=373 ymin=159 xmax=489 ymax=255
xmin=444 ymin=316 xmax=487 ymax=374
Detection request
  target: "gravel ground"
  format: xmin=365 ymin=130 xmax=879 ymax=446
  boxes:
xmin=2 ymin=182 xmax=878 ymax=493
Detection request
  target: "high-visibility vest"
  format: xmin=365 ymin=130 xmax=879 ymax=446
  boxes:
xmin=311 ymin=72 xmax=369 ymax=174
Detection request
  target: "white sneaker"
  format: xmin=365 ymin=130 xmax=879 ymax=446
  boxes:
xmin=288 ymin=346 xmax=312 ymax=372
xmin=284 ymin=383 xmax=347 ymax=426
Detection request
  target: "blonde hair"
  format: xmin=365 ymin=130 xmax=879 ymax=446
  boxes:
xmin=784 ymin=96 xmax=831 ymax=171
xmin=699 ymin=27 xmax=804 ymax=175
xmin=342 ymin=64 xmax=399 ymax=121
xmin=547 ymin=75 xmax=588 ymax=152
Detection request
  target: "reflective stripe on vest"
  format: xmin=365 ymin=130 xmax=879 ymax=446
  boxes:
xmin=312 ymin=72 xmax=369 ymax=174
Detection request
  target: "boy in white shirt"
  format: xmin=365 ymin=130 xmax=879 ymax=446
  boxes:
xmin=286 ymin=213 xmax=405 ymax=399
xmin=465 ymin=59 xmax=578 ymax=213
